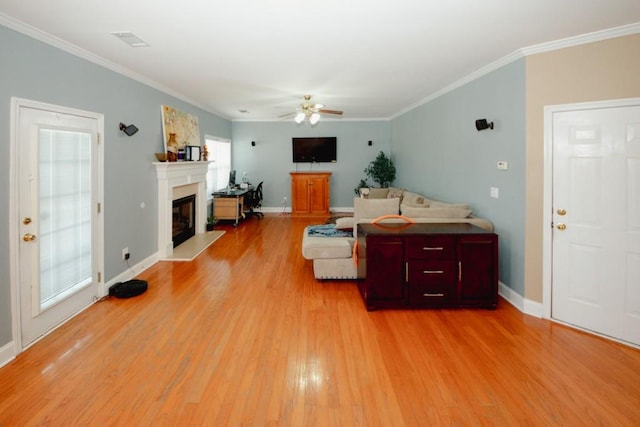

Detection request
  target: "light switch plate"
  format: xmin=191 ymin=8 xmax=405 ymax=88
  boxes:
xmin=497 ymin=161 xmax=508 ymax=170
xmin=490 ymin=187 xmax=499 ymax=199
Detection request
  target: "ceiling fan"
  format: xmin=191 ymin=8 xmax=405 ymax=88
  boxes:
xmin=280 ymin=95 xmax=343 ymax=125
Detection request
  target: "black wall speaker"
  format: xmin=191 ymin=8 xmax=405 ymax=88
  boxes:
xmin=119 ymin=123 xmax=139 ymax=136
xmin=475 ymin=119 xmax=494 ymax=131
xmin=251 ymin=141 xmax=256 ymax=146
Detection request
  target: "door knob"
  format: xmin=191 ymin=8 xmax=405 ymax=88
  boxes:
xmin=557 ymin=209 xmax=566 ymax=216
xmin=556 ymin=223 xmax=566 ymax=230
xmin=23 ymin=233 xmax=37 ymax=242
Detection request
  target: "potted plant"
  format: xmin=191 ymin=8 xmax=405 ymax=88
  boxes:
xmin=354 ymin=178 xmax=369 ymax=196
xmin=357 ymin=151 xmax=396 ymax=191
xmin=206 ymin=216 xmax=215 ymax=231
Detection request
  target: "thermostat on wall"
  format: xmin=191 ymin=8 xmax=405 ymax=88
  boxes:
xmin=497 ymin=161 xmax=508 ymax=171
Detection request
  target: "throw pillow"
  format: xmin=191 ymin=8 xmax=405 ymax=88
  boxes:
xmin=367 ymin=188 xmax=390 ymax=199
xmin=335 ymin=217 xmax=354 ymax=230
xmin=387 ymin=187 xmax=405 ymax=200
xmin=401 ymin=191 xmax=428 ymax=207
xmin=353 ymin=197 xmax=401 ymax=237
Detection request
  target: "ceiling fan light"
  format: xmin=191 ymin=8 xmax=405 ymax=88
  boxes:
xmin=310 ymin=113 xmax=320 ymax=125
xmin=294 ymin=112 xmax=305 ymax=124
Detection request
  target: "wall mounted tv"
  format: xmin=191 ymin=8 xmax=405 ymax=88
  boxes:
xmin=292 ymin=137 xmax=337 ymax=163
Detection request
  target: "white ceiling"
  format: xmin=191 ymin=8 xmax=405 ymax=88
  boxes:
xmin=1 ymin=0 xmax=640 ymax=121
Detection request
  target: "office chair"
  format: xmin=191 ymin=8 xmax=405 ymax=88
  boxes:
xmin=244 ymin=181 xmax=264 ymax=219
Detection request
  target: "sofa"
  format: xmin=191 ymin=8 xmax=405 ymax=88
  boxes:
xmin=302 ymin=188 xmax=493 ymax=280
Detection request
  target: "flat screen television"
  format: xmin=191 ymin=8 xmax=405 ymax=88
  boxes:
xmin=292 ymin=137 xmax=337 ymax=163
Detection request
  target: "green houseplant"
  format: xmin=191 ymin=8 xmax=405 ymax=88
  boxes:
xmin=206 ymin=216 xmax=215 ymax=231
xmin=354 ymin=178 xmax=369 ymax=195
xmin=364 ymin=151 xmax=396 ymax=188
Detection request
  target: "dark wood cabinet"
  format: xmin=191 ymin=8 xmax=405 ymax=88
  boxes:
xmin=290 ymin=172 xmax=330 ymax=215
xmin=364 ymin=237 xmax=407 ymax=306
xmin=357 ymin=223 xmax=498 ymax=310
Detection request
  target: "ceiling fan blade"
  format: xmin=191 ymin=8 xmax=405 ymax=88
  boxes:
xmin=318 ymin=109 xmax=343 ymax=116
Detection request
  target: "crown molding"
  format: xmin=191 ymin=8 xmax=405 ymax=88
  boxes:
xmin=390 ymin=50 xmax=524 ymax=120
xmin=390 ymin=22 xmax=640 ymax=120
xmin=2 ymin=11 xmax=637 ymax=124
xmin=0 ymin=12 xmax=231 ymax=121
xmin=521 ymin=21 xmax=640 ymax=56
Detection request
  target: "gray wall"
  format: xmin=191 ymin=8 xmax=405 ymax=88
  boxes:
xmin=390 ymin=59 xmax=526 ymax=295
xmin=231 ymin=121 xmax=391 ymax=209
xmin=0 ymin=25 xmax=231 ymax=347
xmin=1 ymin=20 xmax=527 ymax=350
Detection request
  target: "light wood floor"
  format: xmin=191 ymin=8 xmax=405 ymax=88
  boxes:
xmin=1 ymin=215 xmax=639 ymax=426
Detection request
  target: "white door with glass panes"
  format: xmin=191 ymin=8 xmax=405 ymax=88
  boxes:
xmin=14 ymin=99 xmax=103 ymax=348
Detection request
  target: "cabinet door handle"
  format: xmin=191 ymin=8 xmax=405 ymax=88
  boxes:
xmin=458 ymin=261 xmax=462 ymax=282
xmin=423 ymin=293 xmax=445 ymax=297
xmin=405 ymin=262 xmax=409 ymax=282
xmin=423 ymin=270 xmax=444 ymax=274
xmin=423 ymin=247 xmax=443 ymax=251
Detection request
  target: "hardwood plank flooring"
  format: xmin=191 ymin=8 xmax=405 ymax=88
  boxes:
xmin=1 ymin=215 xmax=639 ymax=425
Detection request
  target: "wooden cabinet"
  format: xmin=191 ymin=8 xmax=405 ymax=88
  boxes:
xmin=357 ymin=223 xmax=498 ymax=311
xmin=290 ymin=172 xmax=331 ymax=215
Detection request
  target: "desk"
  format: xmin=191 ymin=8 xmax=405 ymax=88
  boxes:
xmin=213 ymin=189 xmax=248 ymax=227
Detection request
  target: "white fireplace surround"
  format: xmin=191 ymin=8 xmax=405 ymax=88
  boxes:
xmin=154 ymin=161 xmax=211 ymax=259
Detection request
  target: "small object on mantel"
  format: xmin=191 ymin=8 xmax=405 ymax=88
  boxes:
xmin=167 ymin=133 xmax=178 ymax=162
xmin=155 ymin=152 xmax=167 ymax=162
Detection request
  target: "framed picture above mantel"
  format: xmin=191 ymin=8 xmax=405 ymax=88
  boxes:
xmin=161 ymin=105 xmax=201 ymax=154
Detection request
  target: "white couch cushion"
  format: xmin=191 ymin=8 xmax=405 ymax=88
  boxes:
xmin=401 ymin=191 xmax=429 ymax=207
xmin=335 ymin=217 xmax=354 ymax=230
xmin=302 ymin=227 xmax=353 ymax=259
xmin=353 ymin=197 xmax=400 ymax=224
xmin=401 ymin=205 xmax=471 ymax=218
xmin=353 ymin=197 xmax=400 ymax=238
xmin=367 ymin=187 xmax=390 ymax=199
xmin=430 ymin=201 xmax=471 ymax=209
xmin=387 ymin=187 xmax=405 ymax=200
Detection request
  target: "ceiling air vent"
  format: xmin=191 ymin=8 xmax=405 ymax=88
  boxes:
xmin=111 ymin=32 xmax=149 ymax=47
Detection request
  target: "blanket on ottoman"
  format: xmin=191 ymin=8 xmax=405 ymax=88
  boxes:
xmin=306 ymin=224 xmax=353 ymax=238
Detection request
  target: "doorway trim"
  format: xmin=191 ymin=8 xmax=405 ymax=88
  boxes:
xmin=542 ymin=97 xmax=640 ymax=320
xmin=9 ymin=97 xmax=105 ymax=356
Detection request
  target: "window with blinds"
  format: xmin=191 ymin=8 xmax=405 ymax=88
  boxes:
xmin=204 ymin=136 xmax=231 ymax=196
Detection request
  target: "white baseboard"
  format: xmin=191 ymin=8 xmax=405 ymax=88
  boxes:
xmin=0 ymin=341 xmax=16 ymax=369
xmin=261 ymin=207 xmax=290 ymax=214
xmin=498 ymin=281 xmax=543 ymax=318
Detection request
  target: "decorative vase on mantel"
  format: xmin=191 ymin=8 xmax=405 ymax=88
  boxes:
xmin=167 ymin=133 xmax=178 ymax=162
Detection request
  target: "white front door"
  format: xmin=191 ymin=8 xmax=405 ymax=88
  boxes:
xmin=551 ymin=102 xmax=640 ymax=346
xmin=14 ymin=99 xmax=104 ymax=349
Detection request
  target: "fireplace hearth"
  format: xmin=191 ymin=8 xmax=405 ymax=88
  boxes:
xmin=172 ymin=194 xmax=196 ymax=248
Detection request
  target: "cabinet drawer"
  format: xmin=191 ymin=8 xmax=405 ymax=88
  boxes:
xmin=407 ymin=236 xmax=455 ymax=259
xmin=409 ymin=286 xmax=455 ymax=307
xmin=409 ymin=282 xmax=455 ymax=306
xmin=408 ymin=260 xmax=456 ymax=286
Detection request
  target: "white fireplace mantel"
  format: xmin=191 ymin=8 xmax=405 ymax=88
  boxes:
xmin=154 ymin=161 xmax=211 ymax=259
